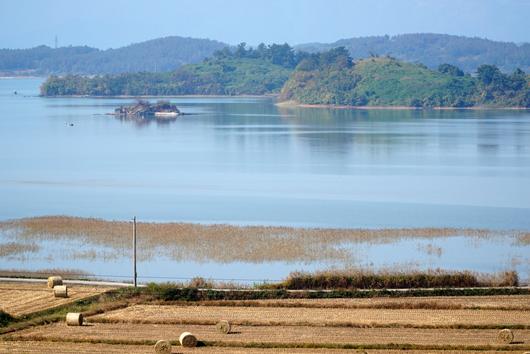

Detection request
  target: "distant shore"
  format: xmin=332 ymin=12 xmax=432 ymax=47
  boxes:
xmin=276 ymin=100 xmax=530 ymax=110
xmin=40 ymin=94 xmax=277 ymax=99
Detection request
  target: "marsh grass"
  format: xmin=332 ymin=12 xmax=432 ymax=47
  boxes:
xmin=263 ymin=269 xmax=519 ymax=290
xmin=0 ymin=242 xmax=39 ymax=257
xmin=0 ymin=268 xmax=91 ymax=280
xmin=0 ymin=216 xmax=524 ymax=264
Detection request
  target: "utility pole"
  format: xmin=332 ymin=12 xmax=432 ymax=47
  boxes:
xmin=133 ymin=216 xmax=137 ymax=287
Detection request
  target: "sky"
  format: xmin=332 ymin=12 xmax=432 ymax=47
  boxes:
xmin=0 ymin=0 xmax=529 ymax=49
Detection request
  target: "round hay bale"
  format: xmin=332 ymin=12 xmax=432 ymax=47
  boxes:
xmin=53 ymin=285 xmax=68 ymax=298
xmin=216 ymin=320 xmax=231 ymax=334
xmin=154 ymin=340 xmax=172 ymax=354
xmin=66 ymin=313 xmax=83 ymax=326
xmin=179 ymin=332 xmax=197 ymax=347
xmin=497 ymin=328 xmax=514 ymax=344
xmin=47 ymin=276 xmax=63 ymax=288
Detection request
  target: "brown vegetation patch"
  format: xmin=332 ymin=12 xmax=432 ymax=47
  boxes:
xmin=94 ymin=304 xmax=530 ymax=327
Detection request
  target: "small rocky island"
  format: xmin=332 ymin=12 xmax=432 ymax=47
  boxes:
xmin=114 ymin=100 xmax=181 ymax=119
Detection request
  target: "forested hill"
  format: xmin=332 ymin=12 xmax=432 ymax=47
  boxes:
xmin=40 ymin=43 xmax=300 ymax=96
xmin=0 ymin=36 xmax=227 ymax=75
xmin=279 ymin=48 xmax=530 ymax=108
xmin=40 ymin=44 xmax=530 ymax=107
xmin=296 ymin=33 xmax=530 ymax=73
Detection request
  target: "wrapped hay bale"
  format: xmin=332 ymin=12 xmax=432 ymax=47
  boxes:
xmin=216 ymin=320 xmax=231 ymax=334
xmin=66 ymin=313 xmax=83 ymax=326
xmin=47 ymin=276 xmax=63 ymax=288
xmin=53 ymin=285 xmax=68 ymax=298
xmin=497 ymin=328 xmax=514 ymax=344
xmin=179 ymin=331 xmax=197 ymax=347
xmin=154 ymin=340 xmax=172 ymax=354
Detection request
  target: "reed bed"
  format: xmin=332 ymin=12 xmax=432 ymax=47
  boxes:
xmin=264 ymin=270 xmax=519 ymax=290
xmin=0 ymin=216 xmax=524 ymax=264
xmin=0 ymin=268 xmax=90 ymax=279
xmin=0 ymin=242 xmax=39 ymax=258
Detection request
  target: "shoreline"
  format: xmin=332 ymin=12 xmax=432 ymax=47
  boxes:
xmin=276 ymin=100 xmax=530 ymax=111
xmin=37 ymin=94 xmax=530 ymax=110
xmin=40 ymin=93 xmax=278 ymax=99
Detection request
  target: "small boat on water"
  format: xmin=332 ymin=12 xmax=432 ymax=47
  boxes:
xmin=114 ymin=100 xmax=180 ymax=119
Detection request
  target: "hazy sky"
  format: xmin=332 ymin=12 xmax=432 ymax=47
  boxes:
xmin=1 ymin=0 xmax=529 ymax=49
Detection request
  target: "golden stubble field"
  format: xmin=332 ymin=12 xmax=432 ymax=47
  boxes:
xmin=0 ymin=282 xmax=113 ymax=317
xmin=2 ymin=286 xmax=530 ymax=353
xmin=0 ymin=341 xmax=523 ymax=354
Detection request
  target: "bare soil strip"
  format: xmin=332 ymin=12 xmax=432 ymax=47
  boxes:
xmin=0 ymin=282 xmax=114 ymax=317
xmin=0 ymin=341 xmax=520 ymax=354
xmin=94 ymin=304 xmax=530 ymax=327
xmin=7 ymin=323 xmax=530 ymax=348
xmin=156 ymin=295 xmax=530 ymax=311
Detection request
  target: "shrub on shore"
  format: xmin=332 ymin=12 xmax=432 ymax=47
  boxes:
xmin=262 ymin=269 xmax=519 ymax=290
xmin=0 ymin=310 xmax=14 ymax=327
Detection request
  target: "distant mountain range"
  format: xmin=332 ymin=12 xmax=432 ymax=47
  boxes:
xmin=1 ymin=33 xmax=529 ymax=76
xmin=296 ymin=33 xmax=530 ymax=73
xmin=0 ymin=36 xmax=227 ymax=75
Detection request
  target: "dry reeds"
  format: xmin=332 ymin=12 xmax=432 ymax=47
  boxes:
xmin=497 ymin=328 xmax=514 ymax=344
xmin=47 ymin=276 xmax=63 ymax=288
xmin=154 ymin=339 xmax=171 ymax=354
xmin=0 ymin=216 xmax=518 ymax=264
xmin=265 ymin=269 xmax=520 ymax=290
xmin=65 ymin=313 xmax=83 ymax=326
xmin=53 ymin=285 xmax=68 ymax=298
xmin=179 ymin=332 xmax=197 ymax=347
xmin=216 ymin=320 xmax=231 ymax=334
xmin=0 ymin=242 xmax=39 ymax=257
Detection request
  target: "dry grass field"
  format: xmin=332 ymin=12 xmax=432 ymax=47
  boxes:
xmin=0 ymin=282 xmax=113 ymax=317
xmin=2 ymin=282 xmax=530 ymax=353
xmin=0 ymin=341 xmax=521 ymax=354
xmin=92 ymin=304 xmax=530 ymax=327
xmin=10 ymin=322 xmax=530 ymax=346
xmin=215 ymin=295 xmax=530 ymax=310
xmin=0 ymin=283 xmax=530 ymax=354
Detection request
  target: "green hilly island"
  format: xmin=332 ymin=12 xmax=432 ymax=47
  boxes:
xmin=41 ymin=44 xmax=529 ymax=108
xmin=280 ymin=48 xmax=529 ymax=107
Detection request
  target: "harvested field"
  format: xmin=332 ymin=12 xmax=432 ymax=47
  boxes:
xmin=0 ymin=341 xmax=521 ymax=354
xmin=0 ymin=282 xmax=114 ymax=317
xmin=162 ymin=295 xmax=530 ymax=310
xmin=94 ymin=304 xmax=530 ymax=328
xmin=9 ymin=322 xmax=530 ymax=348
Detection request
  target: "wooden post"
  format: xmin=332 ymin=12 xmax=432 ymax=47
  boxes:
xmin=133 ymin=216 xmax=137 ymax=287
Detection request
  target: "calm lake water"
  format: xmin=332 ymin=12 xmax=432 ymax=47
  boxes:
xmin=1 ymin=77 xmax=529 ymax=282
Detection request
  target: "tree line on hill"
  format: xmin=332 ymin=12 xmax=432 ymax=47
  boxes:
xmin=0 ymin=36 xmax=226 ymax=75
xmin=2 ymin=33 xmax=529 ymax=76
